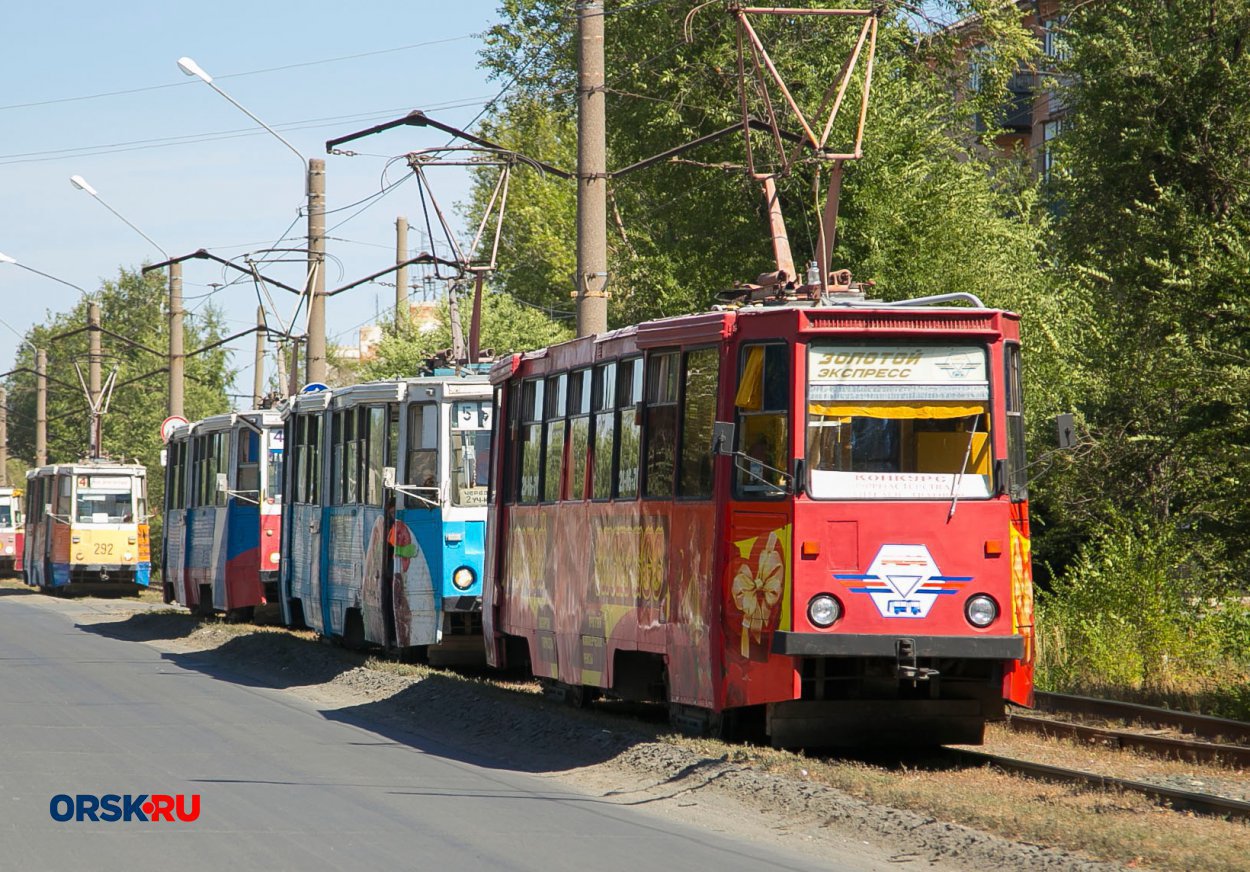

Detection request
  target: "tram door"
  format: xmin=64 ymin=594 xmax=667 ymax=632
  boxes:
xmin=380 ymin=403 xmax=399 ymax=647
xmin=726 ymin=342 xmax=795 ymax=684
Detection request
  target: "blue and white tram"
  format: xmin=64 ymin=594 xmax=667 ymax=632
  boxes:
xmin=280 ymin=375 xmax=492 ymax=656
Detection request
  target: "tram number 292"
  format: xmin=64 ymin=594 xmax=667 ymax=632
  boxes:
xmin=93 ymin=542 xmax=114 ymax=556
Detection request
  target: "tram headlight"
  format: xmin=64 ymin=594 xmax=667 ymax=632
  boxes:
xmin=452 ymin=566 xmax=475 ymax=591
xmin=807 ymin=594 xmax=841 ymax=628
xmin=965 ymin=595 xmax=999 ymax=628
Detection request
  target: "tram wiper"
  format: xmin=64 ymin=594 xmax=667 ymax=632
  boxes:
xmin=947 ymin=416 xmax=980 ymax=522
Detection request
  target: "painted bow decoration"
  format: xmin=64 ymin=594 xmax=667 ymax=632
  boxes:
xmin=731 ymin=531 xmax=784 ymax=658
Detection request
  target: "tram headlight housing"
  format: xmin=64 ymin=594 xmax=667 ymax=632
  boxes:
xmin=451 ymin=566 xmax=475 ymax=591
xmin=965 ymin=594 xmax=999 ymax=628
xmin=807 ymin=593 xmax=841 ymax=628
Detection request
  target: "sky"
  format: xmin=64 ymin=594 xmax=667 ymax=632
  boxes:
xmin=0 ymin=0 xmax=505 ymax=408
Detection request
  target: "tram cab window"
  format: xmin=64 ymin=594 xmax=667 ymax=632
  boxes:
xmin=805 ymin=343 xmax=992 ymax=500
xmin=734 ymin=343 xmax=790 ymax=498
xmin=0 ymin=504 xmax=12 ymax=528
xmin=406 ymin=403 xmax=439 ymax=508
xmin=56 ymin=476 xmax=72 ymax=518
xmin=1005 ymin=344 xmax=1028 ymax=501
xmin=237 ymin=431 xmax=260 ymax=496
xmin=265 ymin=429 xmax=284 ymax=504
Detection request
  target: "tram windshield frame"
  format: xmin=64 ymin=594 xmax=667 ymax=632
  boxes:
xmin=73 ymin=474 xmax=141 ymax=523
xmin=804 ymin=342 xmax=994 ymax=501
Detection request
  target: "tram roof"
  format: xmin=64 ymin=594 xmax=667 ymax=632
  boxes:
xmin=280 ymin=373 xmax=492 ymax=418
xmin=490 ymin=303 xmax=1019 ymax=384
xmin=26 ymin=461 xmax=146 ymax=479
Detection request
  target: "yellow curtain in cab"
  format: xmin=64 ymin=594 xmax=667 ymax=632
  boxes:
xmin=735 ymin=347 xmax=765 ymax=410
xmin=807 ymin=402 xmax=986 ymax=420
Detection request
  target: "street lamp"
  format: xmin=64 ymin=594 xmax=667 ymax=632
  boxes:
xmin=0 ymin=251 xmax=90 ymax=296
xmin=69 ymin=174 xmax=185 ymax=419
xmin=176 ymin=55 xmax=327 ymax=384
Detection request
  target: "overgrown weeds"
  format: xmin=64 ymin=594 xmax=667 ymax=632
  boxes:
xmin=1035 ymin=519 xmax=1250 ymax=720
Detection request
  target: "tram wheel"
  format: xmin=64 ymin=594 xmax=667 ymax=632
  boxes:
xmin=225 ymin=606 xmax=254 ymax=624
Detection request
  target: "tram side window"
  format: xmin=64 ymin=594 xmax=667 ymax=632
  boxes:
xmin=590 ymin=362 xmax=616 ymax=500
xmin=1005 ymin=344 xmax=1028 ymax=501
xmin=406 ymin=403 xmax=439 ymax=509
xmin=295 ymin=415 xmax=323 ymax=505
xmin=293 ymin=418 xmax=307 ymax=503
xmin=56 ymin=476 xmax=72 ymax=518
xmin=734 ymin=343 xmax=790 ymax=498
xmin=366 ymin=406 xmax=386 ymax=507
xmin=680 ymin=347 xmax=719 ymax=498
xmin=489 ymin=387 xmax=503 ymax=505
xmin=644 ymin=351 xmax=680 ymax=498
xmin=174 ymin=442 xmax=187 ymax=509
xmin=518 ymin=379 xmax=544 ymax=505
xmin=543 ymin=373 xmax=567 ymax=503
xmin=215 ymin=432 xmax=229 ymax=507
xmin=237 ymin=431 xmax=260 ymax=496
xmin=567 ymin=369 xmax=591 ymax=501
xmin=345 ymin=410 xmax=361 ymax=504
xmin=616 ymin=357 xmax=643 ymax=498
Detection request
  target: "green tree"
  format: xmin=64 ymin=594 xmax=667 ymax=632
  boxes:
xmin=472 ymin=1 xmax=1045 ymax=324
xmin=4 ymin=266 xmax=234 ymax=543
xmin=1038 ymin=0 xmax=1250 ymax=579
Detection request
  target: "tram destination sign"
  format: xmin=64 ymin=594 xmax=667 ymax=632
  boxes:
xmin=808 ymin=344 xmax=988 ymax=402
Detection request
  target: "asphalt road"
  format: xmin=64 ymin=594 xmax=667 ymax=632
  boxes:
xmin=0 ymin=591 xmax=869 ymax=872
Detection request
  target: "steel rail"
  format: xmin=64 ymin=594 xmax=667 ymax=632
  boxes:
xmin=1007 ymin=713 xmax=1250 ymax=768
xmin=1034 ymin=691 xmax=1250 ymax=744
xmin=950 ymin=749 xmax=1250 ymax=821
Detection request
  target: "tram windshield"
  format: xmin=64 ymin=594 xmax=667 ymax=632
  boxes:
xmin=0 ymin=505 xmax=11 ymax=527
xmin=450 ymin=400 xmax=491 ymax=507
xmin=806 ymin=344 xmax=992 ymax=500
xmin=76 ymin=476 xmax=137 ymax=523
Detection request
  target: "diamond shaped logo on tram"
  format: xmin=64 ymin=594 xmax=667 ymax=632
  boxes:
xmin=836 ymin=544 xmax=971 ymax=619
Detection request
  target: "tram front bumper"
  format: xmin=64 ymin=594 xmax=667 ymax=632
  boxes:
xmin=771 ymin=632 xmax=1024 ymax=660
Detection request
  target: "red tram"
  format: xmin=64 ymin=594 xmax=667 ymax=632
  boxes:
xmin=484 ymin=300 xmax=1034 ymax=747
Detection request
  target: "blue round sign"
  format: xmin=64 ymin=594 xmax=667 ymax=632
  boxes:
xmin=300 ymin=382 xmax=329 ymax=394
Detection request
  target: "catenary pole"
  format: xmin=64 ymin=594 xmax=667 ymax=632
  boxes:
xmin=396 ymin=217 xmax=409 ymax=330
xmin=575 ymin=0 xmax=608 ymax=336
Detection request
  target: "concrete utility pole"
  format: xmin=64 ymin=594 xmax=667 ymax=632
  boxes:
xmin=253 ymin=306 xmax=266 ymax=408
xmin=575 ymin=0 xmax=609 ymax=337
xmin=306 ymin=158 xmax=327 ymax=384
xmin=395 ymin=216 xmax=409 ymax=330
xmin=288 ymin=342 xmax=301 ymax=397
xmin=169 ymin=261 xmax=184 ymax=418
xmin=35 ymin=350 xmax=46 ymax=467
xmin=0 ymin=387 xmax=8 ymax=486
xmin=88 ymin=302 xmax=102 ymax=459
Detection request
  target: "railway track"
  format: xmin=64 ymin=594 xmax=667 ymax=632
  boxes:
xmin=1005 ymin=691 xmax=1250 ymax=767
xmin=950 ymin=748 xmax=1250 ymax=821
xmin=1033 ymin=691 xmax=1250 ymax=743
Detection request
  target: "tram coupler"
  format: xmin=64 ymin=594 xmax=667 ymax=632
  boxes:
xmin=895 ymin=638 xmax=939 ymax=681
